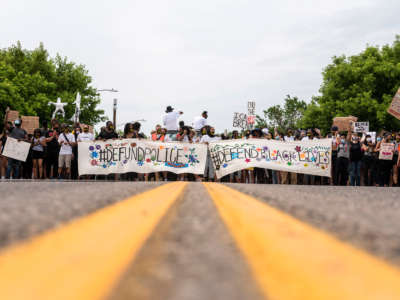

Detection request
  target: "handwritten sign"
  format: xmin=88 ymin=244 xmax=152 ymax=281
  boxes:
xmin=353 ymin=122 xmax=369 ymax=133
xmin=78 ymin=139 xmax=208 ymax=175
xmin=233 ymin=112 xmax=248 ymax=129
xmin=247 ymin=115 xmax=256 ymax=124
xmin=21 ymin=116 xmax=40 ymax=135
xmin=366 ymin=132 xmax=376 ymax=143
xmin=379 ymin=143 xmax=394 ymax=160
xmin=208 ymin=139 xmax=332 ymax=179
xmin=2 ymin=137 xmax=31 ymax=162
xmin=333 ymin=116 xmax=358 ymax=132
xmin=387 ymin=87 xmax=400 ymax=120
xmin=6 ymin=110 xmax=19 ymax=123
xmin=247 ymin=101 xmax=256 ymax=115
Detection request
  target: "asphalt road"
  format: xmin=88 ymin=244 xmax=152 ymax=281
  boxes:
xmin=1 ymin=181 xmax=400 ymax=300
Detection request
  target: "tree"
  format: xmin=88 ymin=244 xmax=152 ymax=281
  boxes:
xmin=256 ymin=95 xmax=307 ymax=132
xmin=301 ymin=36 xmax=400 ymax=132
xmin=0 ymin=42 xmax=106 ymax=127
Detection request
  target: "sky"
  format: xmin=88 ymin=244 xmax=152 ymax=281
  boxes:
xmin=1 ymin=0 xmax=399 ymax=134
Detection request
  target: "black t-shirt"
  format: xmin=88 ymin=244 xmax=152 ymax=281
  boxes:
xmin=350 ymin=142 xmax=363 ymax=162
xmin=46 ymin=129 xmax=60 ymax=153
xmin=97 ymin=130 xmax=119 ymax=140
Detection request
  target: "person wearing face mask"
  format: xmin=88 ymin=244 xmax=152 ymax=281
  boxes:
xmin=31 ymin=128 xmax=46 ymax=179
xmin=201 ymin=126 xmax=221 ymax=182
xmin=349 ymin=134 xmax=363 ymax=186
xmin=151 ymin=124 xmax=164 ymax=142
xmin=335 ymin=131 xmax=351 ymax=186
xmin=361 ymin=134 xmax=376 ymax=186
xmin=5 ymin=119 xmax=28 ymax=179
xmin=97 ymin=121 xmax=119 ymax=140
xmin=45 ymin=120 xmax=60 ymax=179
xmin=392 ymin=133 xmax=400 ymax=186
xmin=57 ymin=125 xmax=76 ymax=179
xmin=375 ymin=133 xmax=394 ymax=187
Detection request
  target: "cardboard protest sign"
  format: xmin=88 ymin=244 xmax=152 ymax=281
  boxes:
xmin=353 ymin=122 xmax=369 ymax=133
xmin=387 ymin=87 xmax=400 ymax=120
xmin=233 ymin=112 xmax=248 ymax=129
xmin=2 ymin=137 xmax=31 ymax=162
xmin=332 ymin=116 xmax=358 ymax=132
xmin=208 ymin=139 xmax=332 ymax=179
xmin=6 ymin=110 xmax=19 ymax=123
xmin=21 ymin=116 xmax=40 ymax=135
xmin=78 ymin=139 xmax=208 ymax=176
xmin=379 ymin=143 xmax=394 ymax=160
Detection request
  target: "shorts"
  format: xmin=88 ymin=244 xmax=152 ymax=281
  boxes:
xmin=59 ymin=154 xmax=72 ymax=168
xmin=32 ymin=150 xmax=44 ymax=160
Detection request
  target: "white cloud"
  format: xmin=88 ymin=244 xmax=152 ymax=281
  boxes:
xmin=1 ymin=0 xmax=399 ymax=133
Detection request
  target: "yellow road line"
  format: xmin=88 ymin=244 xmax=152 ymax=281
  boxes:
xmin=0 ymin=182 xmax=187 ymax=300
xmin=204 ymin=183 xmax=400 ymax=300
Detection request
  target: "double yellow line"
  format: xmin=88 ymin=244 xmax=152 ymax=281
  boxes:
xmin=1 ymin=182 xmax=400 ymax=300
xmin=0 ymin=182 xmax=187 ymax=300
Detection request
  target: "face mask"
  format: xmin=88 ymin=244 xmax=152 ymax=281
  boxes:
xmin=366 ymin=138 xmax=372 ymax=142
xmin=341 ymin=139 xmax=345 ymax=144
xmin=377 ymin=137 xmax=382 ymax=142
xmin=84 ymin=129 xmax=89 ymax=133
xmin=275 ymin=136 xmax=280 ymax=140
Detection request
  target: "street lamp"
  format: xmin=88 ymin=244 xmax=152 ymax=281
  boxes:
xmin=97 ymin=88 xmax=119 ymax=127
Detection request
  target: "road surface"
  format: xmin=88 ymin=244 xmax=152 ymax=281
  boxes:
xmin=0 ymin=181 xmax=400 ymax=300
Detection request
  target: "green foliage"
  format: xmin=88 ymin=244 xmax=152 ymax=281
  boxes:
xmin=301 ymin=36 xmax=400 ymax=132
xmin=256 ymin=95 xmax=307 ymax=132
xmin=0 ymin=42 xmax=106 ymax=126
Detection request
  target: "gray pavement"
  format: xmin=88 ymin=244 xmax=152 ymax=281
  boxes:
xmin=227 ymin=184 xmax=400 ymax=266
xmin=1 ymin=181 xmax=400 ymax=300
xmin=0 ymin=181 xmax=163 ymax=248
xmin=109 ymin=183 xmax=263 ymax=300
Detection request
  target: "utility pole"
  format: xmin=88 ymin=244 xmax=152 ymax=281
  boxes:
xmin=113 ymin=98 xmax=117 ymax=128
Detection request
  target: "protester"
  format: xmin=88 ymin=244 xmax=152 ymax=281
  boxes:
xmin=57 ymin=125 xmax=76 ymax=179
xmin=349 ymin=133 xmax=362 ymax=186
xmin=97 ymin=121 xmax=118 ymax=140
xmin=335 ymin=131 xmax=351 ymax=186
xmin=375 ymin=132 xmax=394 ymax=187
xmin=31 ymin=128 xmax=46 ymax=179
xmin=162 ymin=106 xmax=183 ymax=141
xmin=193 ymin=111 xmax=208 ymax=136
xmin=201 ymin=126 xmax=220 ymax=182
xmin=5 ymin=119 xmax=28 ymax=179
xmin=361 ymin=133 xmax=376 ymax=186
xmin=45 ymin=120 xmax=60 ymax=179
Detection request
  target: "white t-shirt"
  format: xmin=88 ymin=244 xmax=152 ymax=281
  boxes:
xmin=200 ymin=135 xmax=221 ymax=143
xmin=284 ymin=135 xmax=295 ymax=142
xmin=77 ymin=132 xmax=94 ymax=142
xmin=58 ymin=133 xmax=76 ymax=155
xmin=193 ymin=116 xmax=207 ymax=131
xmin=162 ymin=111 xmax=180 ymax=131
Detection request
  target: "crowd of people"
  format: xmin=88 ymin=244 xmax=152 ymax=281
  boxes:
xmin=1 ymin=106 xmax=400 ymax=187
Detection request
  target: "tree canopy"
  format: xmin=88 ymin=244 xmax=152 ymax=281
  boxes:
xmin=0 ymin=42 xmax=106 ymax=126
xmin=257 ymin=36 xmax=400 ymax=134
xmin=301 ymin=36 xmax=400 ymax=132
xmin=256 ymin=95 xmax=307 ymax=132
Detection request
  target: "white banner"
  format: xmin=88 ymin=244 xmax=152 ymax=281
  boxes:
xmin=208 ymin=139 xmax=332 ymax=179
xmin=78 ymin=139 xmax=208 ymax=175
xmin=2 ymin=137 xmax=31 ymax=162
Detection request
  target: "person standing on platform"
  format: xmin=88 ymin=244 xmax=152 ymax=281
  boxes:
xmin=162 ymin=106 xmax=182 ymax=141
xmin=193 ymin=111 xmax=208 ymax=137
